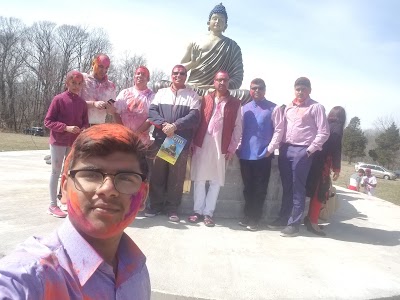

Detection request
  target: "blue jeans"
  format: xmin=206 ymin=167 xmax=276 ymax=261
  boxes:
xmin=278 ymin=145 xmax=313 ymax=226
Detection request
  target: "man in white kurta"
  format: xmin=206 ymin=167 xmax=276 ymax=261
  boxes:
xmin=190 ymin=71 xmax=242 ymax=226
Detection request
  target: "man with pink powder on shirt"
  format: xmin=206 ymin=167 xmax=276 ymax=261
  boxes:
xmin=268 ymin=77 xmax=330 ymax=237
xmin=82 ymin=53 xmax=117 ymax=125
xmin=113 ymin=66 xmax=155 ymax=145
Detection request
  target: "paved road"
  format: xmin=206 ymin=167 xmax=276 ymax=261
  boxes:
xmin=1 ymin=150 xmax=400 ymax=299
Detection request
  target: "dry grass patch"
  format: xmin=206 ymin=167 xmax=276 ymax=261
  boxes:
xmin=0 ymin=132 xmax=49 ymax=152
xmin=336 ymin=161 xmax=400 ymax=206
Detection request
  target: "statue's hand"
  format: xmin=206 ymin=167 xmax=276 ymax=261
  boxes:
xmin=190 ymin=44 xmax=203 ymax=66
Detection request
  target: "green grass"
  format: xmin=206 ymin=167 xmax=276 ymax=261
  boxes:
xmin=335 ymin=161 xmax=400 ymax=206
xmin=1 ymin=131 xmax=399 ymax=205
xmin=0 ymin=132 xmax=49 ymax=152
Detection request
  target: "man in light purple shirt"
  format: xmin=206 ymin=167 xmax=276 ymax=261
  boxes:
xmin=0 ymin=124 xmax=151 ymax=299
xmin=268 ymin=77 xmax=330 ymax=237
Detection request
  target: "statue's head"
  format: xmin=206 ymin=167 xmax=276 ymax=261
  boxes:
xmin=92 ymin=54 xmax=110 ymax=81
xmin=208 ymin=3 xmax=228 ymax=32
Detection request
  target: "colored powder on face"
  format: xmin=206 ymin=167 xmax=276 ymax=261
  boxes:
xmin=136 ymin=66 xmax=150 ymax=80
xmin=116 ymin=183 xmax=149 ymax=230
xmin=67 ymin=183 xmax=148 ymax=238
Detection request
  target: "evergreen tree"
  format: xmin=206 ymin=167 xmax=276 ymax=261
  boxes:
xmin=342 ymin=117 xmax=367 ymax=163
xmin=371 ymin=122 xmax=400 ymax=168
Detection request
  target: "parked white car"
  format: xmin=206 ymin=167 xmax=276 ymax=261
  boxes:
xmin=355 ymin=163 xmax=397 ymax=180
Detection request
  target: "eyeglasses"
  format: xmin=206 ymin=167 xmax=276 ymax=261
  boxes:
xmin=68 ymin=169 xmax=146 ymax=195
xmin=172 ymin=72 xmax=187 ymax=76
xmin=295 ymin=87 xmax=308 ymax=92
xmin=214 ymin=78 xmax=229 ymax=83
xmin=250 ymin=86 xmax=265 ymax=91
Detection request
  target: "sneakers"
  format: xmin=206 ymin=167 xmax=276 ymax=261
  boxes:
xmin=246 ymin=220 xmax=259 ymax=232
xmin=267 ymin=217 xmax=287 ymax=229
xmin=47 ymin=206 xmax=67 ymax=218
xmin=168 ymin=212 xmax=180 ymax=222
xmin=280 ymin=225 xmax=299 ymax=237
xmin=144 ymin=208 xmax=162 ymax=217
xmin=238 ymin=216 xmax=250 ymax=227
xmin=60 ymin=204 xmax=68 ymax=212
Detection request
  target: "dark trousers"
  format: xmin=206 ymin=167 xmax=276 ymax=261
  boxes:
xmin=278 ymin=144 xmax=313 ymax=226
xmin=149 ymin=148 xmax=189 ymax=213
xmin=239 ymin=157 xmax=272 ymax=222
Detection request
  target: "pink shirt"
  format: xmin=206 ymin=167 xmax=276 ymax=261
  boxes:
xmin=81 ymin=73 xmax=116 ymax=124
xmin=115 ymin=87 xmax=155 ymax=144
xmin=283 ymin=97 xmax=330 ymax=153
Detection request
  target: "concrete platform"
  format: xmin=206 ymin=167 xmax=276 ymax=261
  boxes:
xmin=0 ymin=150 xmax=400 ymax=300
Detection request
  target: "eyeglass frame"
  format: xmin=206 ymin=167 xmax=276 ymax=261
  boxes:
xmin=172 ymin=71 xmax=187 ymax=76
xmin=250 ymin=86 xmax=265 ymax=91
xmin=68 ymin=169 xmax=146 ymax=194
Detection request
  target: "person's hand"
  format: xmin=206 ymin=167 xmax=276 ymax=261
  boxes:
xmin=266 ymin=151 xmax=272 ymax=158
xmin=225 ymin=151 xmax=235 ymax=161
xmin=65 ymin=126 xmax=81 ymax=134
xmin=105 ymin=102 xmax=116 ymax=114
xmin=332 ymin=171 xmax=340 ymax=181
xmin=94 ymin=101 xmax=107 ymax=110
xmin=162 ymin=123 xmax=176 ymax=137
xmin=190 ymin=44 xmax=203 ymax=67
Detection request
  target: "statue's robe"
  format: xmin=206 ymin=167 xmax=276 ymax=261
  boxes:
xmin=188 ymin=37 xmax=244 ymax=90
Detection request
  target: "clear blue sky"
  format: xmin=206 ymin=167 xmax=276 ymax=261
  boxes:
xmin=3 ymin=0 xmax=400 ymax=129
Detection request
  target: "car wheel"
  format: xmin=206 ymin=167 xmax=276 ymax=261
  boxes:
xmin=383 ymin=175 xmax=389 ymax=180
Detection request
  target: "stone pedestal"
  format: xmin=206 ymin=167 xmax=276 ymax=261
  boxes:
xmin=180 ymin=156 xmax=283 ymax=221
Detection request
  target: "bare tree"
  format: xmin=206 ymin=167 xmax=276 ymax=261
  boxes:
xmin=149 ymin=68 xmax=168 ymax=91
xmin=0 ymin=17 xmax=27 ymax=130
xmin=55 ymin=24 xmax=89 ymax=92
xmin=78 ymin=28 xmax=112 ymax=73
xmin=373 ymin=115 xmax=398 ymax=133
xmin=111 ymin=52 xmax=147 ymax=92
xmin=23 ymin=21 xmax=59 ymax=122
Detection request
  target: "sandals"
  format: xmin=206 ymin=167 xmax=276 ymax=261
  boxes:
xmin=168 ymin=212 xmax=180 ymax=222
xmin=188 ymin=213 xmax=203 ymax=223
xmin=203 ymin=215 xmax=215 ymax=227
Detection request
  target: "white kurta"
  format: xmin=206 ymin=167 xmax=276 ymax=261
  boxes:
xmin=191 ymin=98 xmax=242 ymax=186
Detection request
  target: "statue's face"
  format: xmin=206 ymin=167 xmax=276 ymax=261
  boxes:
xmin=208 ymin=13 xmax=227 ymax=32
xmin=214 ymin=72 xmax=229 ymax=93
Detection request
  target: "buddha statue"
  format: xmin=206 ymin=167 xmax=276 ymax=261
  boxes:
xmin=154 ymin=3 xmax=250 ymax=103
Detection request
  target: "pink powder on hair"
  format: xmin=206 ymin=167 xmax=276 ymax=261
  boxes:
xmin=96 ymin=55 xmax=110 ymax=67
